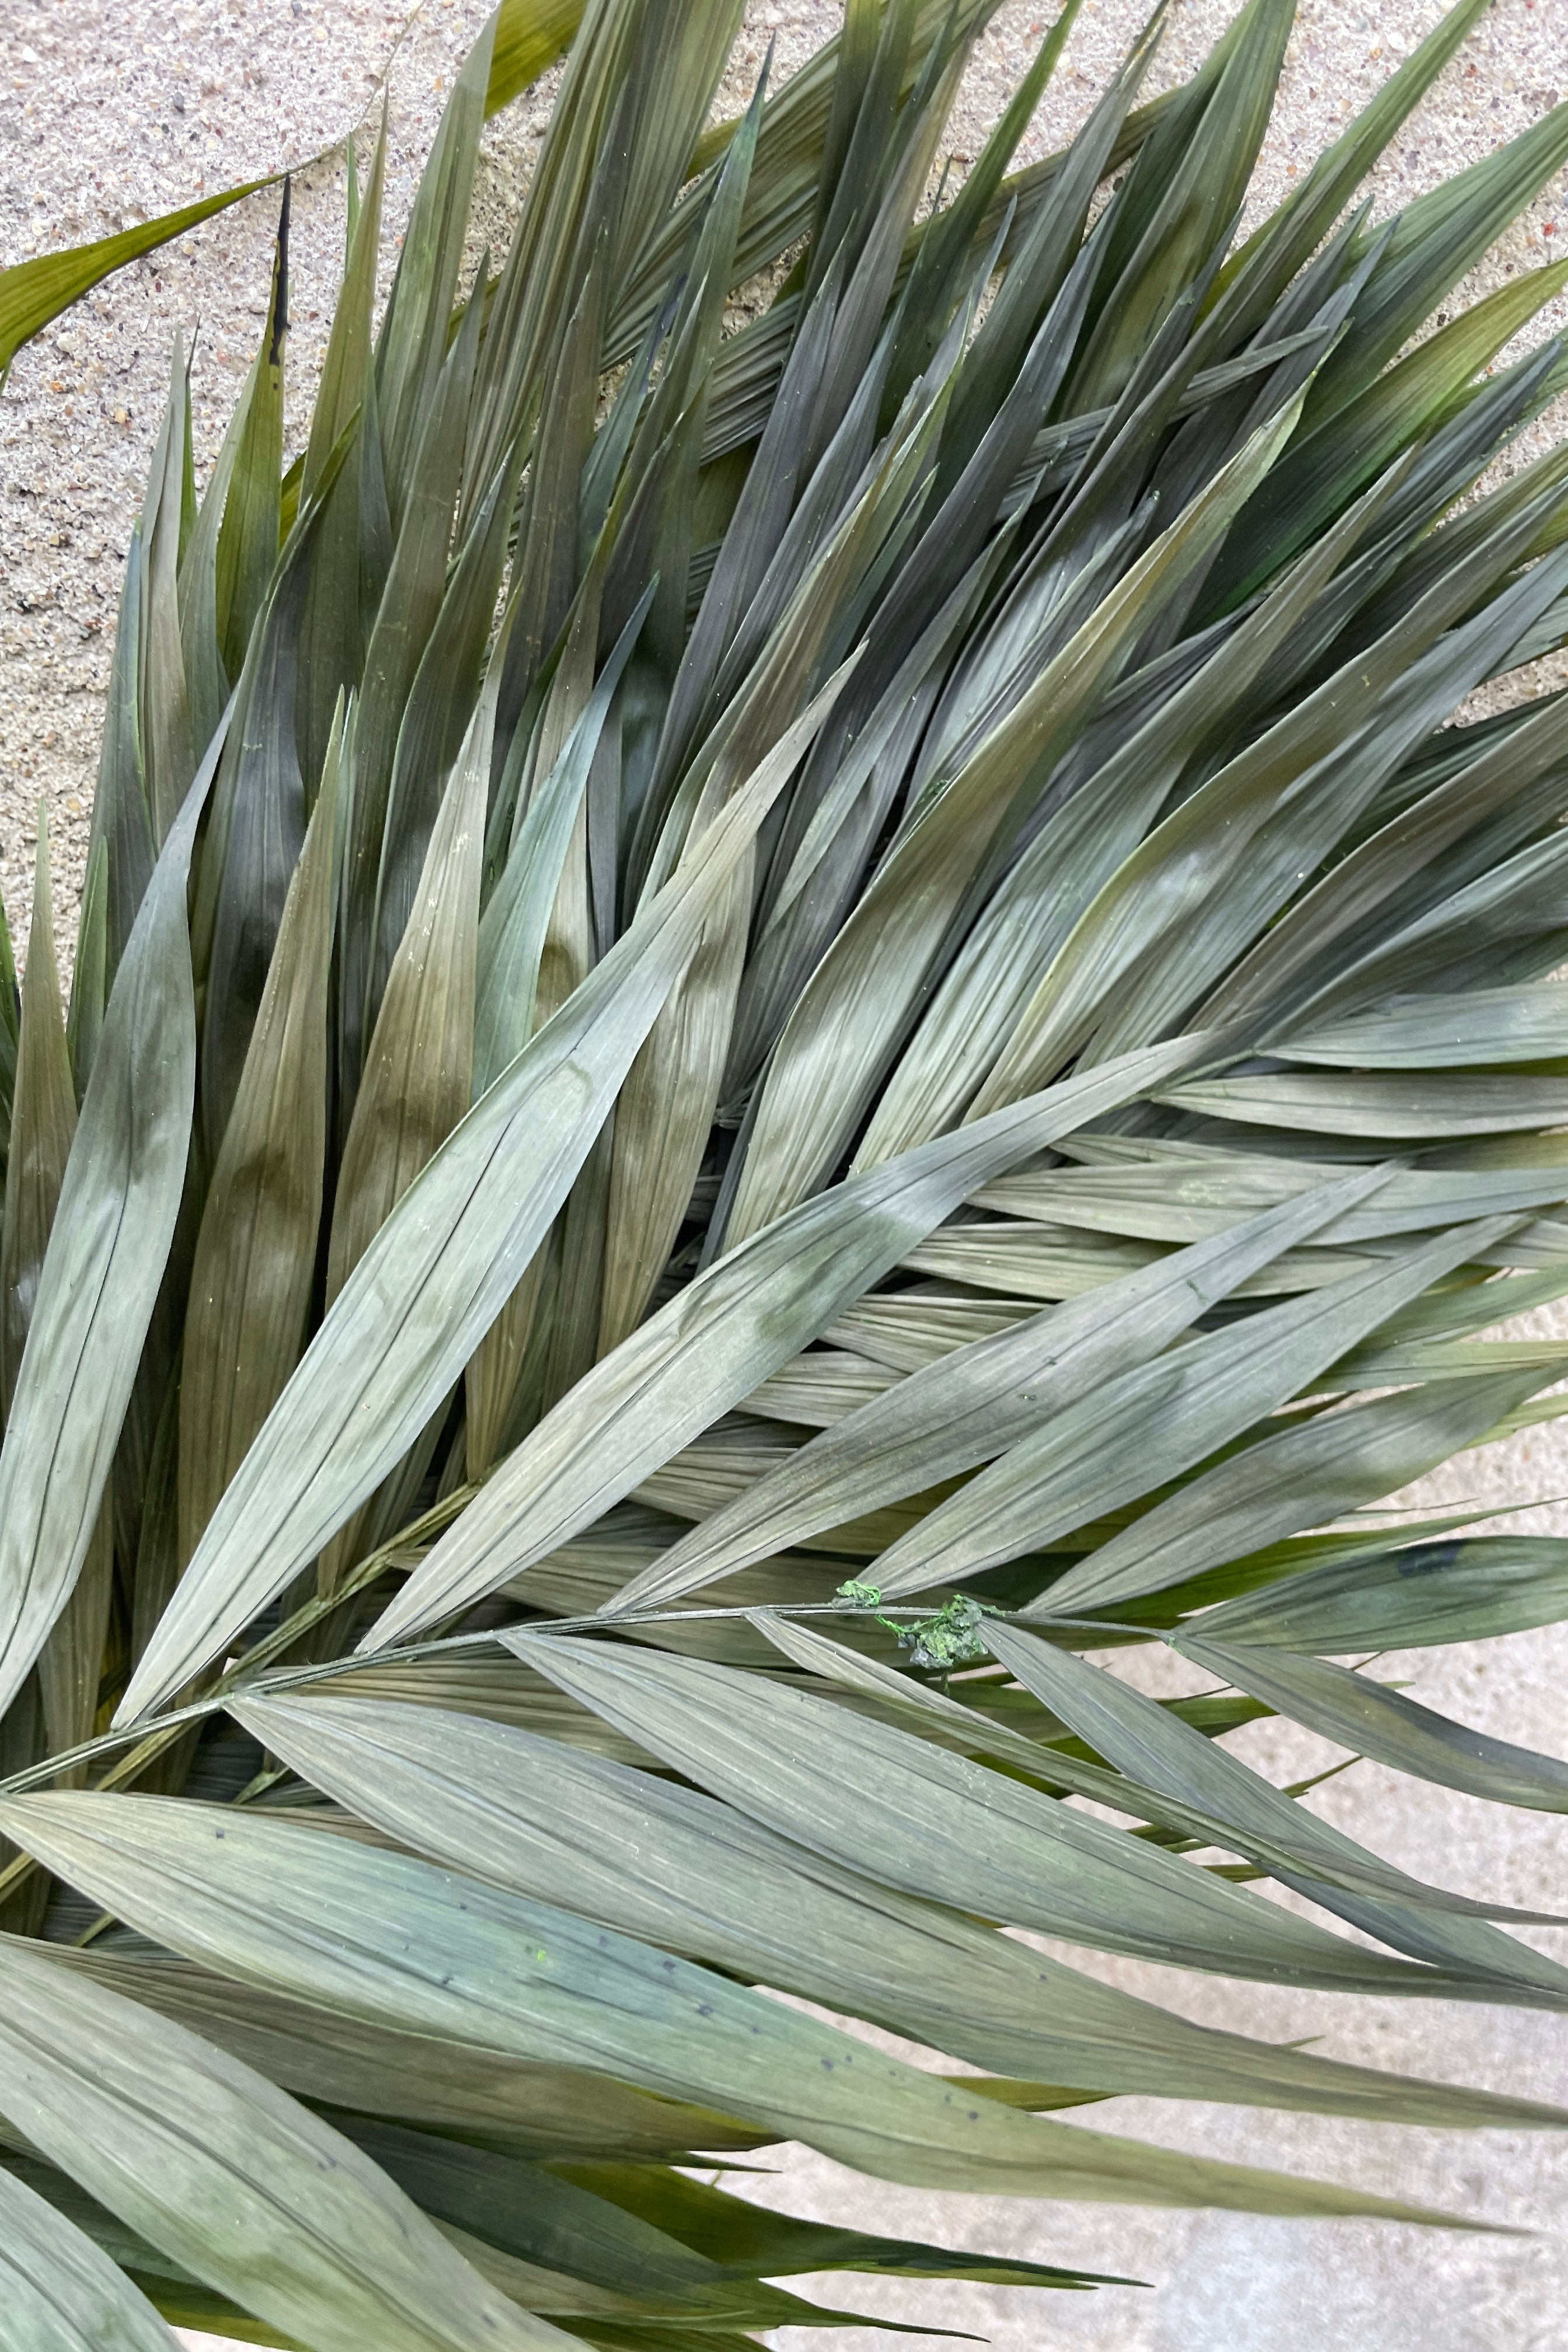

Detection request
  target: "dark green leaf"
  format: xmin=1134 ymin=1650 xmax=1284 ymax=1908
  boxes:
xmin=180 ymin=705 xmax=344 ymax=1560
xmin=1194 ymin=1534 xmax=1568 ymax=1654
xmin=0 ymin=180 xmax=272 ymax=375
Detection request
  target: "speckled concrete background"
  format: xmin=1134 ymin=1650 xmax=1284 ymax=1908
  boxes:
xmin=3 ymin=2 xmax=1567 ymax=2346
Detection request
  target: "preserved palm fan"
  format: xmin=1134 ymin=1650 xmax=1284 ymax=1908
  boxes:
xmin=2 ymin=0 xmax=1568 ymax=2343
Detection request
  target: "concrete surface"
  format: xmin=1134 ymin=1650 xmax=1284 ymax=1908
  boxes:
xmin=2 ymin=1 xmax=1568 ymax=2346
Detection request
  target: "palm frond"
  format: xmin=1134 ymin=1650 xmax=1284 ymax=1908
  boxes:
xmin=2 ymin=1 xmax=1568 ymax=2344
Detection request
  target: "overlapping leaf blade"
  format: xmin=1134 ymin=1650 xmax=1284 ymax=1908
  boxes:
xmin=0 ymin=1792 xmax=1479 ymax=2225
xmin=228 ymin=1683 xmax=1568 ymax=2130
xmin=8 ymin=0 xmax=1568 ymax=2325
xmin=0 ymin=2161 xmax=180 ymax=2352
xmin=0 ymin=730 xmax=220 ymax=1722
xmin=0 ymin=1935 xmax=576 ymax=2352
xmin=117 ymin=676 xmax=852 ymax=1719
